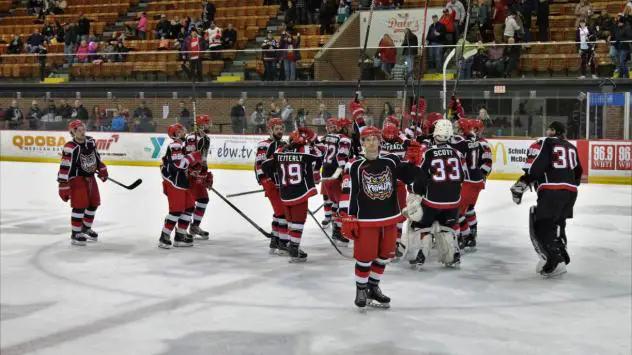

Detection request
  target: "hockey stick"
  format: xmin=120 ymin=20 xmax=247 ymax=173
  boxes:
xmin=107 ymin=177 xmax=142 ymax=190
xmin=226 ymin=189 xmax=264 ymax=198
xmin=312 ymin=202 xmax=324 ymax=214
xmin=307 ymin=209 xmax=353 ymax=260
xmin=211 ymin=187 xmax=273 ymax=239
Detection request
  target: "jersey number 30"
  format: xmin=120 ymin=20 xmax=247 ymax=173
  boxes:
xmin=431 ymin=158 xmax=461 ymax=182
xmin=281 ymin=163 xmax=303 ymax=185
xmin=552 ymin=146 xmax=578 ymax=169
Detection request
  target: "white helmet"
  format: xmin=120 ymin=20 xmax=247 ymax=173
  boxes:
xmin=433 ymin=119 xmax=454 ymax=141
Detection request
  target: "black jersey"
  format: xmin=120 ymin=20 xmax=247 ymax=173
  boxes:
xmin=450 ymin=135 xmax=493 ymax=184
xmin=340 ymin=154 xmax=419 ymax=226
xmin=185 ymin=132 xmax=211 ymax=176
xmin=161 ymin=139 xmax=197 ymax=189
xmin=255 ymin=137 xmax=286 ymax=184
xmin=523 ymin=137 xmax=582 ymax=192
xmin=57 ymin=136 xmax=105 ymax=183
xmin=412 ymin=143 xmax=466 ymax=209
xmin=321 ymin=133 xmax=352 ymax=179
xmin=380 ymin=137 xmax=408 ymax=162
xmin=263 ymin=143 xmax=322 ymax=205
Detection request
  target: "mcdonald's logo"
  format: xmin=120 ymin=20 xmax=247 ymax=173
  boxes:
xmin=490 ymin=142 xmax=508 ymax=165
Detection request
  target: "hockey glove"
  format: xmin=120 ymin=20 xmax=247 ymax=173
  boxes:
xmin=59 ymin=182 xmax=70 ymax=202
xmin=510 ymin=179 xmax=530 ymax=205
xmin=402 ymin=194 xmax=423 ymax=221
xmin=313 ymin=170 xmax=321 ymax=185
xmin=205 ymin=171 xmax=214 ymax=189
xmin=405 ymin=141 xmax=423 ymax=166
xmin=340 ymin=213 xmax=359 ymax=240
xmin=97 ymin=165 xmax=108 ymax=182
xmin=186 ymin=151 xmax=203 ymax=166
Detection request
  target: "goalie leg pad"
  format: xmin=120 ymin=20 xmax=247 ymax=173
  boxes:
xmin=434 ymin=227 xmax=459 ymax=266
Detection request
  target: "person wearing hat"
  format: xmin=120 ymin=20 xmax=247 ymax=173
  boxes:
xmin=510 ymin=121 xmax=583 ymax=278
xmin=340 ymin=126 xmax=423 ymax=309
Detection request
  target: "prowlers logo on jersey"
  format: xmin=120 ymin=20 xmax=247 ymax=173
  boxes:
xmin=361 ymin=168 xmax=393 ymax=201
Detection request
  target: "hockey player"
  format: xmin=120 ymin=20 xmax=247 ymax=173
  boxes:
xmin=451 ymin=118 xmax=492 ymax=249
xmin=321 ymin=117 xmax=354 ymax=246
xmin=380 ymin=123 xmax=410 ymax=256
xmin=57 ymin=120 xmax=109 ymax=246
xmin=403 ymin=119 xmax=466 ymax=268
xmin=159 ymin=123 xmax=202 ymax=249
xmin=510 ymin=121 xmax=582 ymax=277
xmin=185 ymin=114 xmax=214 ymax=240
xmin=255 ymin=118 xmax=289 ymax=254
xmin=263 ymin=127 xmax=322 ymax=262
xmin=317 ymin=118 xmax=338 ymax=227
xmin=340 ymin=127 xmax=422 ymax=309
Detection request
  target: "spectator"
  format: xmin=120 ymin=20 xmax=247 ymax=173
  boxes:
xmin=88 ymin=105 xmax=105 ymax=131
xmin=379 ymin=102 xmax=395 ymax=128
xmin=251 ymin=102 xmax=268 ymax=133
xmin=178 ymin=101 xmax=192 ymax=130
xmin=320 ymin=0 xmax=337 ymax=35
xmin=295 ymin=0 xmax=308 ymax=24
xmin=221 ymin=23 xmax=237 ymax=49
xmin=504 ymin=35 xmax=521 ymax=77
xmin=110 ymin=111 xmax=128 ymax=132
xmin=27 ymin=100 xmax=42 ymax=130
xmin=205 ymin=22 xmax=223 ymax=59
xmin=285 ymin=1 xmax=296 ymax=25
xmin=71 ymin=100 xmax=89 ymax=121
xmin=576 ymin=17 xmax=597 ymax=79
xmin=27 ymin=29 xmax=45 ymax=53
xmin=64 ymin=22 xmax=77 ymax=64
xmin=485 ymin=40 xmax=507 ymax=77
xmin=75 ymin=40 xmax=89 ymax=63
xmin=132 ymin=101 xmax=153 ymax=121
xmin=440 ymin=8 xmax=456 ymax=46
xmin=446 ymin=0 xmax=466 ymax=42
xmin=613 ymin=16 xmax=631 ymax=78
xmin=184 ymin=29 xmax=203 ymax=81
xmin=575 ymin=0 xmax=593 ymax=27
xmin=169 ymin=17 xmax=183 ymax=40
xmin=504 ymin=10 xmax=521 ymax=43
xmin=114 ymin=41 xmax=129 ymax=62
xmin=262 ymin=31 xmax=279 ymax=81
xmin=337 ymin=0 xmax=350 ymax=26
xmin=378 ymin=34 xmax=396 ymax=79
xmin=87 ymin=40 xmax=99 ymax=63
xmin=3 ymin=100 xmax=24 ymax=129
xmin=102 ymin=40 xmax=116 ymax=61
xmin=8 ymin=35 xmax=23 ymax=54
xmin=269 ymin=101 xmax=281 ymax=118
xmin=492 ymin=0 xmax=507 ymax=43
xmin=401 ymin=28 xmax=419 ymax=78
xmin=536 ymin=0 xmax=549 ymax=41
xmin=478 ymin=0 xmax=493 ymax=42
xmin=427 ymin=14 xmax=447 ymax=72
xmin=40 ymin=99 xmax=61 ymax=130
xmin=42 ymin=20 xmax=55 ymax=40
xmin=37 ymin=41 xmax=48 ymax=81
xmin=282 ymin=34 xmax=300 ymax=80
xmin=230 ymin=98 xmax=247 ymax=134
xmin=456 ymin=34 xmax=480 ymax=79
xmin=280 ymin=99 xmax=295 ymax=131
xmin=135 ymin=12 xmax=148 ymax=40
xmin=156 ymin=14 xmax=171 ymax=40
xmin=313 ymin=103 xmax=332 ymax=125
xmin=203 ymin=0 xmax=216 ymax=28
xmin=55 ymin=21 xmax=65 ymax=44
xmin=57 ymin=99 xmax=72 ymax=119
xmin=77 ymin=13 xmax=90 ymax=42
xmin=521 ymin=0 xmax=535 ymax=43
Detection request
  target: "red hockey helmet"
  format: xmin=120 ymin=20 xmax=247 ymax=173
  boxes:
xmin=423 ymin=112 xmax=443 ymax=135
xmin=472 ymin=119 xmax=484 ymax=133
xmin=385 ymin=115 xmax=400 ymax=128
xmin=336 ymin=117 xmax=353 ymax=131
xmin=455 ymin=117 xmax=472 ymax=135
xmin=289 ymin=130 xmax=306 ymax=145
xmin=196 ymin=114 xmax=210 ymax=126
xmin=360 ymin=126 xmax=381 ymax=139
xmin=267 ymin=118 xmax=283 ymax=130
xmin=167 ymin=123 xmax=185 ymax=139
xmin=68 ymin=119 xmax=85 ymax=132
xmin=382 ymin=123 xmax=399 ymax=141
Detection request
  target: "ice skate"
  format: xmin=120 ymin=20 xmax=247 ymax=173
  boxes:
xmin=541 ymin=262 xmax=567 ymax=278
xmin=395 ymin=241 xmax=405 ymax=260
xmin=268 ymin=236 xmax=279 ymax=254
xmin=158 ymin=234 xmax=172 ymax=249
xmin=189 ymin=225 xmax=210 ymax=240
xmin=445 ymin=251 xmax=461 ymax=268
xmin=70 ymin=233 xmax=87 ymax=246
xmin=354 ymin=286 xmax=368 ymax=309
xmin=173 ymin=232 xmax=193 ymax=247
xmin=276 ymin=239 xmax=289 ymax=256
xmin=82 ymin=228 xmax=98 ymax=242
xmin=367 ymin=284 xmax=390 ymax=309
xmin=332 ymin=227 xmax=349 ymax=247
xmin=288 ymin=242 xmax=307 ymax=263
xmin=321 ymin=217 xmax=331 ymax=227
xmin=408 ymin=249 xmax=426 ymax=268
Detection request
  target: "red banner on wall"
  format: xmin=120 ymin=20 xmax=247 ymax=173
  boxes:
xmin=615 ymin=144 xmax=632 ymax=171
xmin=591 ymin=144 xmax=616 ymax=170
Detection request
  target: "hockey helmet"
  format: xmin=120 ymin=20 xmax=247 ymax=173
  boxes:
xmin=267 ymin=118 xmax=283 ymax=130
xmin=471 ymin=119 xmax=485 ymax=134
xmin=360 ymin=126 xmax=381 ymax=140
xmin=433 ymin=119 xmax=454 ymax=141
xmin=195 ymin=114 xmax=211 ymax=126
xmin=68 ymin=119 xmax=85 ymax=132
xmin=423 ymin=112 xmax=443 ymax=135
xmin=385 ymin=115 xmax=400 ymax=128
xmin=336 ymin=117 xmax=353 ymax=131
xmin=455 ymin=117 xmax=472 ymax=135
xmin=167 ymin=123 xmax=185 ymax=139
xmin=382 ymin=123 xmax=399 ymax=141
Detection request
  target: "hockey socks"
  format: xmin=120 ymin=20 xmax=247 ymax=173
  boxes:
xmin=192 ymin=198 xmax=208 ymax=227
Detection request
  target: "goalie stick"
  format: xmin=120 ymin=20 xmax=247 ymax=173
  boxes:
xmin=107 ymin=177 xmax=142 ymax=190
xmin=211 ymin=187 xmax=273 ymax=239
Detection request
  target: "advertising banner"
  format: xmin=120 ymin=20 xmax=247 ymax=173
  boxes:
xmin=359 ymin=8 xmax=444 ymax=48
xmin=588 ymin=140 xmax=632 ymax=183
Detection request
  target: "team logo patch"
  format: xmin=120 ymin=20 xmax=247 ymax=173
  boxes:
xmin=361 ymin=168 xmax=393 ymax=200
xmin=79 ymin=151 xmax=97 ymax=173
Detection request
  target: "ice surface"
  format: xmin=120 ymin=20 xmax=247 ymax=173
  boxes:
xmin=1 ymin=161 xmax=631 ymax=355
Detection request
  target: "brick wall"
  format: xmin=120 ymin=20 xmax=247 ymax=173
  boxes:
xmin=604 ymin=106 xmax=624 ymax=139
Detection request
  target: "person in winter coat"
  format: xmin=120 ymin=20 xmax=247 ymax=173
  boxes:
xmin=280 ymin=99 xmax=295 ymax=132
xmin=27 ymin=100 xmax=42 ymax=130
xmin=221 ymin=23 xmax=237 ymax=49
xmin=262 ymin=31 xmax=280 ymax=81
xmin=155 ymin=15 xmax=171 ymax=40
xmin=401 ymin=28 xmax=419 ymax=77
xmin=281 ymin=34 xmax=300 ymax=80
xmin=77 ymin=13 xmax=91 ymax=42
xmin=203 ymin=0 xmax=216 ymax=28
xmin=3 ymin=100 xmax=24 ymax=129
xmin=251 ymin=102 xmax=269 ymax=133
xmin=231 ymin=98 xmax=247 ymax=134
xmin=71 ymin=100 xmax=89 ymax=121
xmin=64 ymin=22 xmax=78 ymax=64
xmin=378 ymin=34 xmax=396 ymax=79
xmin=612 ymin=16 xmax=632 ymax=78
xmin=8 ymin=35 xmax=22 ymax=54
xmin=76 ymin=40 xmax=89 ymax=63
xmin=427 ymin=14 xmax=447 ymax=72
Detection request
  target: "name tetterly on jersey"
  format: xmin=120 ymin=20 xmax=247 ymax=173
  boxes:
xmin=277 ymin=154 xmax=303 ymax=163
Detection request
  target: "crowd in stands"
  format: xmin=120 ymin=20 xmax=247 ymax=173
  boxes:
xmin=1 ymin=99 xmax=158 ymax=132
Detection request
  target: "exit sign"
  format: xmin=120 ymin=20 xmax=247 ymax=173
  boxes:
xmin=494 ymin=85 xmax=506 ymax=94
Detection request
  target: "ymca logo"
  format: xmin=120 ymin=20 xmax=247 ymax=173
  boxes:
xmin=146 ymin=137 xmax=166 ymax=159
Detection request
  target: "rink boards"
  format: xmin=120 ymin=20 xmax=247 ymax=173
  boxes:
xmin=0 ymin=130 xmax=630 ymax=185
